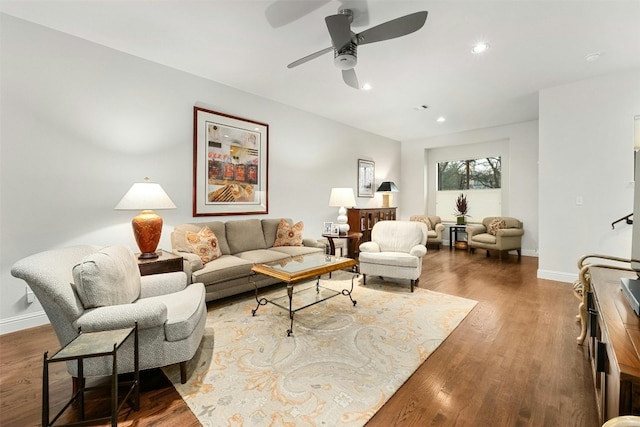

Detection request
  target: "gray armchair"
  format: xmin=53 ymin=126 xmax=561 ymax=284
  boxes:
xmin=466 ymin=217 xmax=524 ymax=259
xmin=409 ymin=215 xmax=445 ymax=249
xmin=11 ymin=245 xmax=206 ymax=387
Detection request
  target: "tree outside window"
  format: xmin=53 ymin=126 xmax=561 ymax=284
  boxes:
xmin=438 ymin=157 xmax=501 ymax=190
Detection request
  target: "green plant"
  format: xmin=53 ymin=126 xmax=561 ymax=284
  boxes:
xmin=454 ymin=193 xmax=469 ymax=217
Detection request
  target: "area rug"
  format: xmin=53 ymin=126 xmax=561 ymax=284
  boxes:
xmin=162 ymin=272 xmax=477 ymax=427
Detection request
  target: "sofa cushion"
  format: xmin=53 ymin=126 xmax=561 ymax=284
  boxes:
xmin=191 ymin=255 xmax=254 ymax=285
xmin=226 ymin=219 xmax=267 ymax=254
xmin=488 ymin=218 xmax=506 ymax=235
xmin=262 ymin=218 xmax=290 ymax=248
xmin=185 ymin=226 xmax=222 ymax=263
xmin=72 ymin=245 xmax=141 ymax=309
xmin=273 ymin=219 xmax=304 ymax=246
xmin=234 ymin=249 xmax=291 ymax=264
xmin=472 ymin=233 xmax=497 ymax=244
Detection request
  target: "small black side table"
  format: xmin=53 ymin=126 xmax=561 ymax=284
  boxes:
xmin=449 ymin=225 xmax=468 ymax=249
xmin=42 ymin=324 xmax=139 ymax=427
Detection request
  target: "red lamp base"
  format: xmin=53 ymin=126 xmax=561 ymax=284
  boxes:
xmin=132 ymin=210 xmax=162 ymax=259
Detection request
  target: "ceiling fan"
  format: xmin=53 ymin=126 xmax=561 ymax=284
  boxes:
xmin=287 ymin=9 xmax=428 ymax=89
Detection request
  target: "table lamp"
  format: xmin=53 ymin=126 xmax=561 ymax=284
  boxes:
xmin=376 ymin=181 xmax=399 ymax=208
xmin=329 ymin=188 xmax=356 ymax=235
xmin=115 ymin=177 xmax=177 ymax=259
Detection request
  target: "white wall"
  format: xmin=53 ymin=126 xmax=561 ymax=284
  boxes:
xmin=400 ymin=121 xmax=539 ymax=256
xmin=0 ymin=15 xmax=400 ymax=333
xmin=538 ymin=69 xmax=640 ymax=282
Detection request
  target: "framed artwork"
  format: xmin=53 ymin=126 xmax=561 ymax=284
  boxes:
xmin=193 ymin=106 xmax=268 ymax=216
xmin=357 ymin=159 xmax=375 ymax=197
xmin=330 ymin=223 xmax=340 ymax=236
xmin=323 ymin=222 xmax=333 ymax=235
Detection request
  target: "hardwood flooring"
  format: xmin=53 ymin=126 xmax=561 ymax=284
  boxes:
xmin=0 ymin=248 xmax=598 ymax=426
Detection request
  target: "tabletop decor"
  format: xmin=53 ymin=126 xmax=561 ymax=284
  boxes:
xmin=193 ymin=106 xmax=268 ymax=216
xmin=454 ymin=192 xmax=469 ymax=224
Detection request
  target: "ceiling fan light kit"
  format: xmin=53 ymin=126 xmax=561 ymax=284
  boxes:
xmin=288 ymin=8 xmax=428 ymax=89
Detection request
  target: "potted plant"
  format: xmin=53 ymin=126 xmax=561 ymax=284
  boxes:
xmin=454 ymin=193 xmax=469 ymax=225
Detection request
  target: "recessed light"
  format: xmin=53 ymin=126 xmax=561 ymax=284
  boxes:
xmin=585 ymin=52 xmax=602 ymax=62
xmin=414 ymin=105 xmax=429 ymax=111
xmin=436 ymin=116 xmax=446 ymax=123
xmin=362 ymin=83 xmax=372 ymax=91
xmin=472 ymin=42 xmax=489 ymax=54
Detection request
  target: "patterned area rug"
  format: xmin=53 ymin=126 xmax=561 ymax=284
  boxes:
xmin=162 ymin=271 xmax=477 ymax=426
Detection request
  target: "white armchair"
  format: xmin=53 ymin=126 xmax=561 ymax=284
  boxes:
xmin=11 ymin=245 xmax=206 ymax=387
xmin=358 ymin=220 xmax=428 ymax=292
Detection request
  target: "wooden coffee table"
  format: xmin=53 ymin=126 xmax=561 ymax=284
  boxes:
xmin=251 ymin=253 xmax=358 ymax=336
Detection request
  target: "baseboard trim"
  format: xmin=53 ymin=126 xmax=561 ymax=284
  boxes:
xmin=537 ymin=269 xmax=575 ymax=284
xmin=0 ymin=310 xmax=49 ymax=335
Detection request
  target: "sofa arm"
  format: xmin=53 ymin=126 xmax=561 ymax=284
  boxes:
xmin=410 ymin=245 xmax=427 ymax=257
xmin=359 ymin=241 xmax=380 ymax=253
xmin=434 ymin=223 xmax=445 ymax=238
xmin=303 ymin=238 xmax=326 ymax=249
xmin=75 ymin=299 xmax=168 ymax=332
xmin=466 ymin=224 xmax=486 ymax=238
xmin=175 ymin=251 xmax=203 ymax=275
xmin=140 ymin=271 xmax=187 ymax=298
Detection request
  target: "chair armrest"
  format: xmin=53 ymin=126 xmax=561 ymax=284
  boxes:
xmin=75 ymin=300 xmax=168 ymax=332
xmin=434 ymin=224 xmax=445 ymax=232
xmin=466 ymin=225 xmax=486 ymax=238
xmin=359 ymin=241 xmax=381 ymax=253
xmin=140 ymin=271 xmax=187 ymax=298
xmin=410 ymin=245 xmax=427 ymax=257
xmin=496 ymin=228 xmax=524 ymax=238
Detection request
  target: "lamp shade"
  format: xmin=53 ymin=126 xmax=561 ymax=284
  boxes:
xmin=376 ymin=181 xmax=399 ymax=193
xmin=115 ymin=178 xmax=176 ymax=259
xmin=328 ymin=188 xmax=356 ymax=207
xmin=114 ymin=178 xmax=177 ymax=210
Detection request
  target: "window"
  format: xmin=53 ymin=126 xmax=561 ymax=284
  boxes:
xmin=437 ymin=157 xmax=501 ymax=190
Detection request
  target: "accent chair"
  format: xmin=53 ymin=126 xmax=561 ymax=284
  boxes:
xmin=11 ymin=245 xmax=206 ymax=387
xmin=409 ymin=215 xmax=445 ymax=249
xmin=358 ymin=220 xmax=428 ymax=292
xmin=466 ymin=216 xmax=524 ymax=259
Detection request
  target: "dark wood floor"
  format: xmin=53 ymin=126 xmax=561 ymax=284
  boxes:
xmin=0 ymin=248 xmax=598 ymax=427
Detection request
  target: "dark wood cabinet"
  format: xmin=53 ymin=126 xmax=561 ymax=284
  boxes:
xmin=587 ymin=267 xmax=640 ymax=424
xmin=347 ymin=208 xmax=396 ymax=247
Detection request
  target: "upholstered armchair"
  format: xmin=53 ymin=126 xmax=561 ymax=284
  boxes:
xmin=358 ymin=220 xmax=428 ymax=292
xmin=11 ymin=245 xmax=206 ymax=386
xmin=466 ymin=216 xmax=524 ymax=259
xmin=409 ymin=215 xmax=445 ymax=249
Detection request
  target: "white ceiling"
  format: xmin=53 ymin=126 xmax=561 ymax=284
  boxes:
xmin=1 ymin=0 xmax=639 ymax=141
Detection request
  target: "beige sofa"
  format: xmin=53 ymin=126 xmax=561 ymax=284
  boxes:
xmin=466 ymin=216 xmax=524 ymax=259
xmin=172 ymin=218 xmax=325 ymax=301
xmin=409 ymin=215 xmax=445 ymax=249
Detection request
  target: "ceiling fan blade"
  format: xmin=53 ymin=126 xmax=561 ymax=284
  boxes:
xmin=265 ymin=0 xmax=330 ymax=28
xmin=287 ymin=46 xmax=333 ymax=68
xmin=325 ymin=14 xmax=352 ymax=51
xmin=356 ymin=11 xmax=428 ymax=46
xmin=342 ymin=68 xmax=359 ymax=89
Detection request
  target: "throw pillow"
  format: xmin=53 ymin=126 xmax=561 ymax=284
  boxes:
xmin=273 ymin=219 xmax=304 ymax=247
xmin=411 ymin=216 xmax=432 ymax=231
xmin=185 ymin=226 xmax=222 ymax=263
xmin=72 ymin=245 xmax=141 ymax=309
xmin=488 ymin=218 xmax=507 ymax=235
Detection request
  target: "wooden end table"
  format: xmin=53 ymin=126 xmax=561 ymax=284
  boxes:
xmin=322 ymin=231 xmax=363 ymax=259
xmin=136 ymin=249 xmax=183 ymax=276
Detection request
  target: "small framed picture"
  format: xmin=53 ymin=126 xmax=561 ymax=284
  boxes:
xmin=323 ymin=222 xmax=333 ymax=235
xmin=331 ymin=224 xmax=340 ymax=236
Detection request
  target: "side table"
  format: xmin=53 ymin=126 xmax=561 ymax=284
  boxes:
xmin=42 ymin=325 xmax=139 ymax=427
xmin=136 ymin=249 xmax=183 ymax=276
xmin=322 ymin=232 xmax=363 ymax=259
xmin=448 ymin=225 xmax=468 ymax=250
